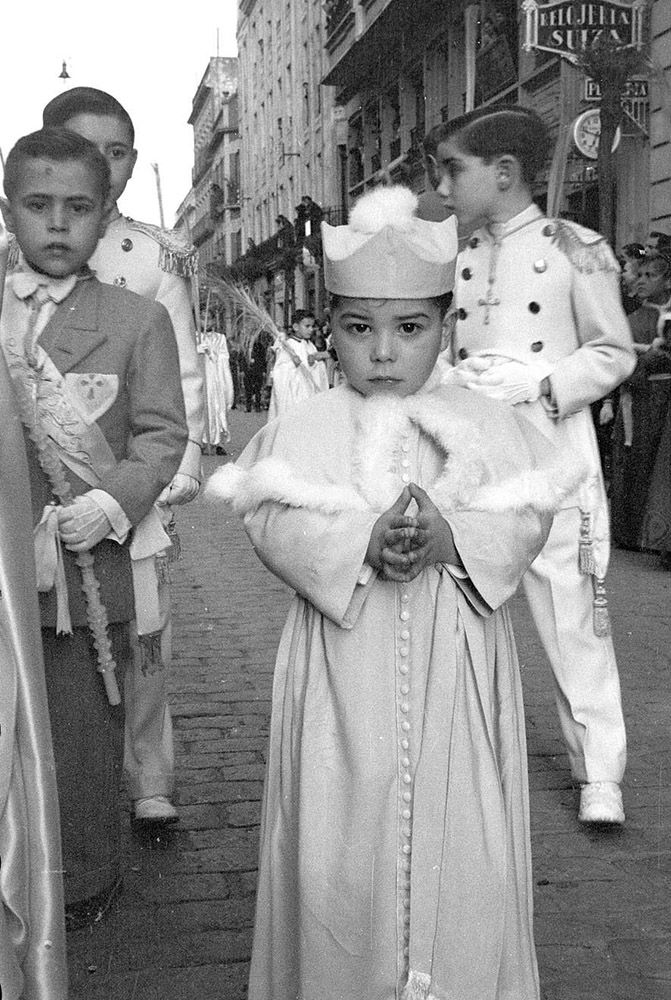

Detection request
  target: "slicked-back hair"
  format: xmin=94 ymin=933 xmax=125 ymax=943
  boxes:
xmin=645 ymin=248 xmax=671 ymax=278
xmin=4 ymin=127 xmax=111 ymax=201
xmin=423 ymin=105 xmax=550 ymax=186
xmin=42 ymin=87 xmax=135 ymax=146
xmin=292 ymin=308 xmax=316 ymax=326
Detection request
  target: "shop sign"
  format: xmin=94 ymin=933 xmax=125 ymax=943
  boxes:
xmin=583 ymin=75 xmax=649 ymax=100
xmin=522 ymin=0 xmax=647 ymax=62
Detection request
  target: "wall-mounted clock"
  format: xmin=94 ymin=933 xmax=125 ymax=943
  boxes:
xmin=573 ymin=109 xmax=621 ymax=160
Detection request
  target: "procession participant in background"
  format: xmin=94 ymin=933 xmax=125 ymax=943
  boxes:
xmin=244 ymin=331 xmax=268 ymax=412
xmin=198 ymin=303 xmax=234 ymax=456
xmin=0 ymin=128 xmax=186 ymax=923
xmin=640 ymin=308 xmax=671 ymax=567
xmin=42 ymin=86 xmax=204 ymax=826
xmin=611 ymin=248 xmax=671 ymax=551
xmin=592 ymin=242 xmax=647 ymax=479
xmin=207 ymin=185 xmax=582 ymax=1000
xmin=432 ymin=105 xmax=636 ymax=825
xmin=267 ymin=308 xmax=329 ymax=419
xmin=0 ymin=220 xmax=67 ymax=1000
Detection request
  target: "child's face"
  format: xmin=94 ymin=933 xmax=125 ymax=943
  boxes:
xmin=61 ymin=113 xmax=137 ymax=205
xmin=292 ymin=316 xmax=316 ymax=339
xmin=434 ymin=138 xmax=499 ymax=232
xmin=635 ymin=262 xmax=671 ymax=304
xmin=621 ymin=259 xmax=639 ymax=293
xmin=6 ymin=157 xmax=107 ymax=278
xmin=331 ymin=297 xmax=446 ymax=398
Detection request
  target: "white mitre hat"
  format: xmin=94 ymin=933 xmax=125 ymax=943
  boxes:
xmin=321 ymin=185 xmax=458 ymax=298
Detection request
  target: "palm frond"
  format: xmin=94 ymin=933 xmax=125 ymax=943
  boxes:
xmin=207 ymin=276 xmax=285 ymax=356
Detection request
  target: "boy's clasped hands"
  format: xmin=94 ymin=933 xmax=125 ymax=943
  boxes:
xmin=366 ymin=483 xmax=460 ymax=582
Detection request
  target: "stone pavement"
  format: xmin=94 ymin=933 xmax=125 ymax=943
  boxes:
xmin=67 ymin=408 xmax=671 ymax=1000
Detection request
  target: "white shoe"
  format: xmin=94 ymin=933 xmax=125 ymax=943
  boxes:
xmin=578 ymin=782 xmax=625 ymax=824
xmin=132 ymin=795 xmax=179 ymax=824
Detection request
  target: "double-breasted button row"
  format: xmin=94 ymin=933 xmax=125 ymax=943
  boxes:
xmin=398 ymin=586 xmax=413 ymax=929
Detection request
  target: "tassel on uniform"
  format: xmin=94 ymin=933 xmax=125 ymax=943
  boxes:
xmin=165 ymin=513 xmax=181 ymax=562
xmin=592 ymin=576 xmax=611 ymax=637
xmin=138 ymin=629 xmax=164 ymax=675
xmin=578 ymin=510 xmax=597 ymax=575
xmin=155 ymin=553 xmax=171 ymax=585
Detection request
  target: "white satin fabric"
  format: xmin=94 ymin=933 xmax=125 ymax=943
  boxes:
xmin=0 ymin=351 xmax=67 ymax=1000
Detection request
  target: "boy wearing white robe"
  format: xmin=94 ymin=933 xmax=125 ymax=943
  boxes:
xmin=208 ymin=186 xmax=583 ymax=1000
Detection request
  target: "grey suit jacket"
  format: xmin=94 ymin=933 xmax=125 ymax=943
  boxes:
xmin=26 ymin=276 xmax=188 ymax=626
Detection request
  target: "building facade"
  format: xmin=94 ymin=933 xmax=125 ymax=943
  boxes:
xmin=232 ymin=0 xmax=342 ymax=324
xmin=185 ymin=56 xmax=242 ymax=277
xmin=322 ymin=0 xmax=671 ymax=246
xmin=650 ymin=0 xmax=671 ymax=233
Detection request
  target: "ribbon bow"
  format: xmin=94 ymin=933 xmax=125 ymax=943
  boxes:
xmin=33 ymin=504 xmax=73 ymax=635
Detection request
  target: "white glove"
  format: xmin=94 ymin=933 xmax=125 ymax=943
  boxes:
xmin=156 ymin=473 xmax=201 ymax=506
xmin=57 ymin=495 xmax=112 ymax=552
xmin=439 ymin=355 xmax=493 ymax=387
xmin=599 ymin=400 xmax=614 ymax=425
xmin=464 ymin=359 xmax=552 ymax=405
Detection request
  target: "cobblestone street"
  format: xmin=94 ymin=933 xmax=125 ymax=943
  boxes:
xmin=68 ymin=408 xmax=671 ymax=1000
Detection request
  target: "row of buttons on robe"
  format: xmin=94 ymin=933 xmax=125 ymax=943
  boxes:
xmin=399 ymin=585 xmax=412 ymax=958
xmin=397 ymin=431 xmax=413 ymax=959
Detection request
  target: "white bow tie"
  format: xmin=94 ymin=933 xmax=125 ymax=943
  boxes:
xmin=12 ymin=270 xmax=78 ymax=305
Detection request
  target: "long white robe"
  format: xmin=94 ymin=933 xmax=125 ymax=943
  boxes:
xmin=209 ymin=382 xmax=583 ymax=1000
xmin=267 ymin=337 xmax=329 ymax=420
xmin=198 ymin=329 xmax=234 ymax=447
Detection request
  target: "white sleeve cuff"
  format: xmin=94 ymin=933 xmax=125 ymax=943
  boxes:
xmin=87 ymin=489 xmax=132 ymax=544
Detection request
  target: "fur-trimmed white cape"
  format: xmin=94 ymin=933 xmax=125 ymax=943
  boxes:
xmin=208 ymin=381 xmax=575 ymax=1000
xmin=207 ymin=382 xmax=585 ymax=520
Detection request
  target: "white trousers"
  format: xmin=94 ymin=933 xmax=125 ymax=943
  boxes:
xmin=123 ymin=583 xmax=174 ymax=800
xmin=521 ymin=507 xmax=626 ymax=785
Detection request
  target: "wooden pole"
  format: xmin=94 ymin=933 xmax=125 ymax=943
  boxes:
xmin=151 ymin=162 xmax=166 ymax=228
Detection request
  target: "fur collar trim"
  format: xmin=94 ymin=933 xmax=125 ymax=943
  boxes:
xmin=207 ymin=389 xmax=586 ymax=517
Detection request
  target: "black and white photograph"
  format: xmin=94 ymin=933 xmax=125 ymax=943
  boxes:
xmin=0 ymin=2 xmax=669 ymax=998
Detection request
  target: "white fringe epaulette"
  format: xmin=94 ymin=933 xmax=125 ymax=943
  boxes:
xmin=6 ymin=232 xmax=20 ymax=271
xmin=126 ymin=218 xmax=198 ymax=277
xmin=549 ymin=219 xmax=619 ymax=274
xmin=206 ymin=390 xmax=587 ymax=519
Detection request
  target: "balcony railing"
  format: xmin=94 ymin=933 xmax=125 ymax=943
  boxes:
xmin=325 ymin=0 xmax=353 ymax=39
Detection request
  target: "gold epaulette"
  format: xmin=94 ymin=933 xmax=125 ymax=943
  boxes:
xmin=126 ymin=218 xmax=198 ymax=277
xmin=549 ymin=219 xmax=619 ymax=275
xmin=6 ymin=232 xmax=20 ymax=271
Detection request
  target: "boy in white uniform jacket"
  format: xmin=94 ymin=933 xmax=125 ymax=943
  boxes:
xmin=430 ymin=105 xmax=635 ymax=824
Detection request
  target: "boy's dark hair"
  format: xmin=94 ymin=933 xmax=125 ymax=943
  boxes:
xmin=645 ymin=248 xmax=671 ymax=276
xmin=422 ymin=105 xmax=550 ymax=187
xmin=620 ymin=242 xmax=645 ymax=262
xmin=648 ymin=230 xmax=671 ymax=250
xmin=329 ymin=292 xmax=453 ymax=317
xmin=42 ymin=87 xmax=135 ymax=145
xmin=292 ymin=309 xmax=316 ymax=326
xmin=4 ymin=127 xmax=111 ymax=201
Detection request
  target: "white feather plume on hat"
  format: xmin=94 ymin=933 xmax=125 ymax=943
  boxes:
xmin=348 ymin=186 xmax=418 ymax=234
xmin=321 ymin=184 xmax=457 ymax=297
